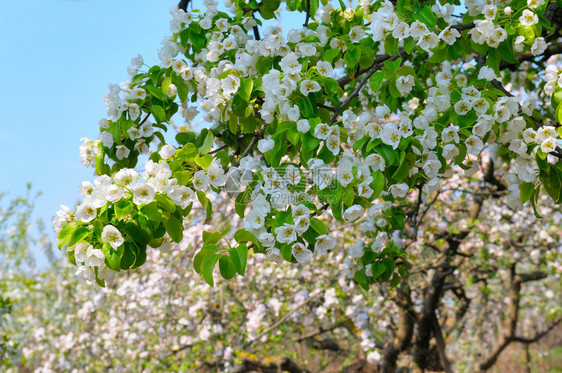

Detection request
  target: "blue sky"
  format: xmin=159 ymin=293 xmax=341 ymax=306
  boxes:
xmin=0 ymin=0 xmax=178 ymax=266
xmin=0 ymin=0 xmax=305 ymax=267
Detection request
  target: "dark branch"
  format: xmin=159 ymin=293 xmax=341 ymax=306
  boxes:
xmin=451 ymin=22 xmax=475 ymax=31
xmin=478 ymin=268 xmax=547 ymax=371
xmin=512 ymin=317 xmax=562 ymax=343
xmin=431 ymin=312 xmax=453 ymax=373
xmin=304 ymin=0 xmax=311 ymax=27
xmin=500 ymin=41 xmax=562 ymax=70
xmin=178 ymin=0 xmax=190 ymax=12
xmin=233 ymin=121 xmax=266 ymax=168
xmin=332 ymin=51 xmax=405 ymax=124
xmin=337 ymin=51 xmax=403 ymax=88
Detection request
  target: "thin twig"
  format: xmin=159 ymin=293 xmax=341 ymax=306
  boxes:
xmin=233 ymin=121 xmax=266 ymax=168
xmin=331 ymin=53 xmax=403 ymax=124
xmin=243 ymin=282 xmax=334 ymax=348
xmin=208 ymin=145 xmax=228 ymax=155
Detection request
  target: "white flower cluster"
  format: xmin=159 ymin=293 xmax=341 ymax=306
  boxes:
xmin=544 ymin=64 xmax=562 ymax=96
xmin=73 ymin=233 xmax=118 ymax=284
xmin=54 ymin=160 xmax=204 ymax=283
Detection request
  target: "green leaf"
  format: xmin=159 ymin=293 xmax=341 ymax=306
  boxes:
xmin=162 ymin=76 xmax=172 ymax=95
xmin=344 ymin=44 xmax=361 ymax=69
xmin=57 ymin=221 xmax=79 ymax=249
xmin=302 ymin=133 xmax=321 ymax=151
xmin=498 ymin=39 xmax=518 ymax=64
xmin=238 ymin=78 xmax=254 ymax=102
xmin=131 ymin=246 xmax=147 ymax=268
xmin=232 ymin=94 xmax=248 ymax=117
xmin=219 ymin=256 xmax=237 ymax=279
xmin=120 ymin=243 xmax=137 ymax=269
xmin=203 ymin=230 xmax=222 ymax=244
xmin=371 ymin=171 xmax=386 ymax=199
xmin=287 ymin=127 xmax=300 ymax=145
xmin=95 ymin=150 xmax=110 ymax=176
xmin=520 ymin=182 xmax=535 ymax=203
xmin=369 ymin=71 xmax=385 ymax=92
xmin=146 ymin=84 xmax=167 ymax=101
xmin=198 ymin=132 xmax=214 ymax=155
xmin=193 ymin=244 xmax=218 ymax=274
xmin=371 ymin=262 xmax=386 ymax=279
xmin=140 ymin=201 xmax=162 ymax=225
xmin=177 ymin=143 xmax=198 ymax=160
xmin=530 ymin=188 xmax=542 ymax=218
xmin=310 ymin=218 xmax=328 ymax=235
xmin=102 ymin=242 xmax=122 ymax=271
xmin=229 ymin=244 xmax=248 ymax=276
xmin=233 ymin=229 xmax=258 ymax=245
xmin=286 ymin=0 xmax=301 ymax=11
xmin=68 ymin=227 xmax=91 ymax=248
xmin=297 ymin=96 xmax=317 ymax=118
xmin=176 ymin=132 xmax=196 ymax=146
xmin=197 ymin=191 xmax=212 ymax=222
xmin=155 ymin=193 xmax=176 ymax=214
xmin=322 ymin=48 xmax=340 ymax=63
xmin=342 ymin=187 xmax=355 ymax=207
xmin=201 ymin=253 xmax=221 ymax=286
xmin=413 ymin=5 xmax=437 ymax=28
xmin=556 ymin=101 xmax=562 ymax=124
xmin=384 ymin=34 xmax=399 ymax=55
xmin=115 ymin=200 xmax=134 ymax=220
xmin=404 ymin=37 xmax=416 ymax=53
xmin=152 ymin=105 xmax=167 ymax=123
xmin=392 ymin=158 xmax=410 ymax=181
xmin=256 ymin=56 xmax=273 ymax=75
xmin=163 ymin=216 xmax=184 ymax=243
xmin=109 ymin=122 xmax=122 ymax=145
xmin=428 ymin=46 xmax=447 ymax=63
xmin=195 ymin=154 xmax=213 ymax=171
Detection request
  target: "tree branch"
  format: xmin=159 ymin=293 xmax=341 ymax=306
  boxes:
xmin=380 ymin=284 xmax=415 ymax=373
xmin=332 ymin=52 xmax=404 ymax=124
xmin=337 ymin=51 xmax=403 ymax=88
xmin=512 ymin=317 xmax=562 ymax=343
xmin=431 ymin=312 xmax=453 ymax=373
xmin=304 ymin=0 xmax=311 ymax=27
xmin=233 ymin=120 xmax=266 ymax=168
xmin=178 ymin=0 xmax=190 ymax=11
xmin=500 ymin=41 xmax=562 ymax=70
xmin=478 ymin=268 xmax=547 ymax=371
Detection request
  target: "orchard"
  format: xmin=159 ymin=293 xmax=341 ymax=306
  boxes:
xmin=3 ymin=0 xmax=562 ymax=371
